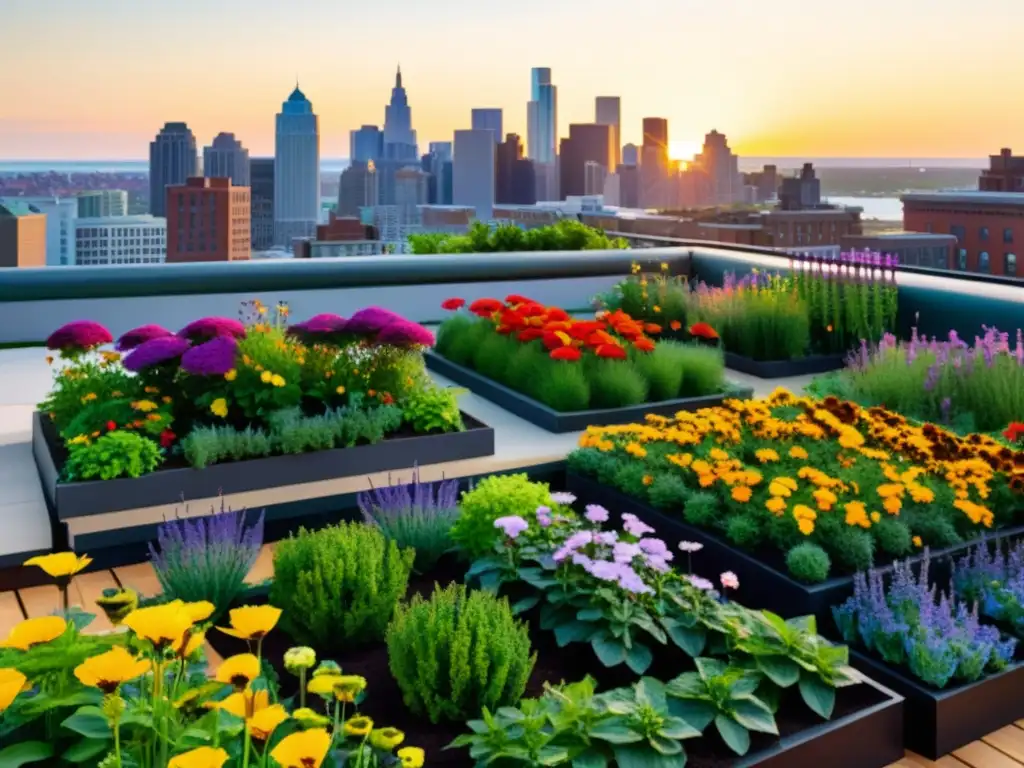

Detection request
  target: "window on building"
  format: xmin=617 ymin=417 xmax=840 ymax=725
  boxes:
xmin=979 ymin=251 xmax=990 ymax=272
xmin=1007 ymin=253 xmax=1018 ymax=276
xmin=958 ymin=249 xmax=968 ymax=270
xmin=1005 ymin=228 xmax=1014 ymax=244
xmin=980 ymin=226 xmax=989 ymax=241
xmin=950 ymin=225 xmax=966 ymax=243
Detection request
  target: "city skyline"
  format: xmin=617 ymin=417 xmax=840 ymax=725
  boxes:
xmin=2 ymin=0 xmax=1020 ymax=160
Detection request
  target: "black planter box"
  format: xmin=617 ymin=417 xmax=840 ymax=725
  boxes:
xmin=425 ymin=351 xmax=753 ymax=433
xmin=566 ymin=472 xmax=1024 ymax=623
xmin=723 ymin=351 xmax=846 ymax=379
xmin=849 ymin=649 xmax=1024 ymax=759
xmin=32 ymin=410 xmax=495 ymax=520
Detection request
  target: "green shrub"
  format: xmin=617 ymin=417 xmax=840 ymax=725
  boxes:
xmin=531 ymin=359 xmax=591 ymax=412
xmin=182 ymin=425 xmax=274 ymax=468
xmin=473 ymin=333 xmax=517 ymax=384
xmin=786 ymin=543 xmax=831 ymax=584
xmin=504 ymin=343 xmax=548 ymax=394
xmin=725 ymin=514 xmax=763 ymax=549
xmin=612 ymin=462 xmax=650 ymax=499
xmin=682 ymin=492 xmax=719 ymax=528
xmin=586 ymin=359 xmax=649 ymax=409
xmin=566 ymin=447 xmax=622 ymax=487
xmin=270 ymin=523 xmax=415 ymax=650
xmin=438 ymin=317 xmax=490 ymax=367
xmin=451 ymin=474 xmax=552 ymax=559
xmin=873 ymin=517 xmax=913 ymax=557
xmin=387 ymin=584 xmax=536 ymax=723
xmin=631 ymin=344 xmax=687 ymax=401
xmin=678 ymin=345 xmax=726 ymax=397
xmin=819 ymin=517 xmax=875 ymax=573
xmin=647 ymin=474 xmax=690 ymax=510
xmin=64 ymin=431 xmax=162 ymax=481
xmin=402 ymin=385 xmax=465 ymax=434
xmin=410 ymin=219 xmax=626 ymax=254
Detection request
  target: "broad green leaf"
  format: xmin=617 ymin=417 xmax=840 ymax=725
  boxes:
xmin=592 ymin=634 xmax=627 ymax=667
xmin=757 ymin=655 xmax=801 ymax=688
xmin=665 ymin=671 xmax=705 ymax=699
xmin=715 ymin=714 xmax=751 ymax=756
xmin=465 ymin=557 xmax=501 ymax=578
xmin=61 ymin=706 xmax=112 ymax=740
xmin=537 ymin=745 xmax=572 ymax=765
xmin=541 ymin=602 xmax=572 ymax=631
xmin=666 ymin=697 xmax=716 ymax=732
xmin=554 ymin=620 xmax=598 ymax=647
xmin=576 ymin=607 xmax=604 ymax=622
xmin=732 ymin=698 xmax=779 ymax=735
xmin=635 ymin=677 xmax=668 ymax=708
xmin=0 ymin=742 xmax=54 ymax=768
xmin=787 ymin=614 xmax=817 ymax=635
xmin=61 ymin=738 xmax=110 ymax=763
xmin=518 ymin=567 xmax=560 ymax=589
xmin=612 ymin=743 xmax=685 ymax=768
xmin=571 ymin=749 xmax=609 ymax=768
xmin=648 ymin=733 xmax=684 ymax=755
xmin=590 ymin=718 xmax=644 ymax=745
xmin=624 ymin=642 xmax=653 ymax=674
xmin=659 ymin=715 xmax=702 ymax=740
xmin=477 ymin=569 xmax=502 ymax=593
xmin=799 ymin=674 xmax=836 ymax=719
xmin=664 ymin=622 xmax=706 ymax=657
xmin=511 ymin=594 xmax=541 ymax=614
xmin=729 ymin=672 xmax=762 ymax=699
xmin=694 ymin=657 xmax=728 ymax=681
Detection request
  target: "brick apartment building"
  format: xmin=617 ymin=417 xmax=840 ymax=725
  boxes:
xmin=979 ymin=148 xmax=1024 ymax=193
xmin=166 ymin=177 xmax=251 ymax=262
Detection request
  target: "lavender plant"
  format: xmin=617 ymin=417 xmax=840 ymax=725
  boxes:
xmin=833 ymin=553 xmax=1016 ymax=688
xmin=358 ymin=466 xmax=460 ymax=572
xmin=953 ymin=539 xmax=1024 ymax=635
xmin=148 ymin=498 xmax=265 ymax=618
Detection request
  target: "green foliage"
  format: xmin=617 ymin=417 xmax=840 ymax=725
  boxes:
xmin=435 ymin=315 xmax=489 ymax=367
xmin=682 ymin=492 xmax=720 ymax=528
xmin=181 ymin=425 xmax=274 ymax=469
xmin=818 ymin=516 xmax=876 ymax=573
xmin=222 ymin=327 xmax=304 ymax=419
xmin=873 ymin=517 xmax=913 ymax=557
xmin=647 ymin=473 xmax=691 ymax=511
xmin=678 ymin=344 xmax=727 ymax=397
xmin=409 ymin=219 xmax=628 ymax=254
xmin=60 ymin=397 xmax=173 ymax=441
xmin=271 ymin=522 xmax=415 ymax=650
xmin=39 ymin=356 xmax=139 ymax=433
xmin=595 ymin=265 xmax=689 ymax=325
xmin=401 ymin=385 xmax=465 ymax=434
xmin=631 ymin=343 xmax=687 ymax=401
xmin=64 ymin=431 xmax=162 ymax=481
xmin=585 ymin=358 xmax=649 ymax=409
xmin=785 ymin=543 xmax=832 ymax=585
xmin=451 ymin=474 xmax=553 ymax=559
xmin=387 ymin=584 xmax=535 ymax=723
xmin=725 ymin=514 xmax=764 ymax=550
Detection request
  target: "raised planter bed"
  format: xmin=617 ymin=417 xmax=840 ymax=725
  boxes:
xmin=32 ymin=410 xmax=495 ymax=520
xmin=849 ymin=648 xmax=1024 ymax=759
xmin=566 ymin=471 xmax=1024 ymax=623
xmin=723 ymin=351 xmax=846 ymax=379
xmin=425 ymin=350 xmax=753 ymax=433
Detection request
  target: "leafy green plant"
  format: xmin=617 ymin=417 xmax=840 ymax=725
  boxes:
xmin=677 ymin=344 xmax=726 ymax=397
xmin=39 ymin=352 xmax=139 ymax=433
xmin=271 ymin=522 xmax=415 ymax=649
xmin=63 ymin=431 xmax=162 ymax=481
xmin=181 ymin=424 xmax=274 ymax=468
xmin=450 ymin=474 xmax=553 ymax=559
xmin=387 ymin=584 xmax=535 ymax=723
xmin=60 ymin=396 xmax=174 ymax=441
xmin=785 ymin=543 xmax=832 ymax=584
xmin=409 ymin=219 xmax=627 ymax=254
xmin=401 ymin=385 xmax=465 ymax=433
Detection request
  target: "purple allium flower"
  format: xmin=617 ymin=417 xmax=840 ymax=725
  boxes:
xmin=343 ymin=307 xmax=405 ymax=336
xmin=494 ymin=515 xmax=529 ymax=539
xmin=122 ymin=336 xmax=191 ymax=372
xmin=116 ymin=324 xmax=173 ymax=351
xmin=550 ymin=492 xmax=577 ymax=505
xmin=622 ymin=513 xmax=655 ymax=537
xmin=585 ymin=504 xmax=610 ymax=524
xmin=180 ymin=335 xmax=238 ymax=376
xmin=46 ymin=320 xmax=113 ymax=351
xmin=686 ymin=575 xmax=715 ymax=591
xmin=178 ymin=316 xmax=247 ymax=342
xmin=375 ymin=320 xmax=436 ymax=348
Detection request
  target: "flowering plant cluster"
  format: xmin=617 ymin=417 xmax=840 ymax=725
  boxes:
xmin=834 ymin=553 xmax=1017 ymax=688
xmin=2 ymin=553 xmax=425 ymax=768
xmin=570 ymin=388 xmax=1024 ymax=583
xmin=953 ymin=538 xmax=1024 ymax=636
xmin=467 ymin=487 xmax=857 ymax=723
xmin=40 ymin=300 xmax=457 ymax=480
xmin=436 ymin=294 xmax=725 ymax=412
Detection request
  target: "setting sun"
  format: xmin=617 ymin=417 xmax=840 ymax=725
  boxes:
xmin=668 ymin=140 xmax=702 ymax=162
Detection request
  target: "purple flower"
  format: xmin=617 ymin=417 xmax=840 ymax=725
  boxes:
xmin=589 ymin=560 xmax=622 ymax=582
xmin=180 ymin=335 xmax=238 ymax=376
xmin=585 ymin=504 xmax=610 ymax=524
xmin=344 ymin=307 xmax=405 ymax=336
xmin=494 ymin=515 xmax=529 ymax=539
xmin=535 ymin=506 xmax=552 ymax=528
xmin=618 ymin=567 xmax=654 ymax=595
xmin=571 ymin=553 xmax=593 ymax=569
xmin=622 ymin=513 xmax=655 ymax=537
xmin=613 ymin=542 xmax=642 ymax=564
xmin=178 ymin=316 xmax=247 ymax=342
xmin=123 ymin=336 xmax=191 ymax=371
xmin=645 ymin=556 xmax=671 ymax=573
xmin=638 ymin=538 xmax=672 ymax=558
xmin=46 ymin=320 xmax=113 ymax=351
xmin=551 ymin=492 xmax=577 ymax=505
xmin=288 ymin=314 xmax=348 ymax=339
xmin=679 ymin=541 xmax=704 ymax=554
xmin=687 ymin=575 xmax=715 ymax=591
xmin=116 ymin=324 xmax=173 ymax=351
xmin=376 ymin=320 xmax=436 ymax=348
xmin=595 ymin=531 xmax=619 ymax=546
xmin=564 ymin=531 xmax=594 ymax=550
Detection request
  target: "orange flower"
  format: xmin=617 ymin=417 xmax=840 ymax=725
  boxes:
xmin=550 ymin=347 xmax=581 ymax=362
xmin=595 ymin=344 xmax=627 ymax=360
xmin=689 ymin=322 xmax=719 ymax=340
xmin=644 ymin=323 xmax=662 ymax=335
xmin=633 ymin=337 xmax=655 ymax=353
xmin=670 ymin=320 xmax=682 ymax=331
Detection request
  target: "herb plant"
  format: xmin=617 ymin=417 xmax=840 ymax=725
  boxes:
xmin=63 ymin=431 xmax=162 ymax=481
xmin=401 ymin=385 xmax=465 ymax=434
xmin=954 ymin=538 xmax=1024 ymax=635
xmin=450 ymin=474 xmax=553 ymax=559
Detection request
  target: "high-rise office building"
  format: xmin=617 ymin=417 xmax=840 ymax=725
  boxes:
xmin=453 ymin=129 xmax=496 ymax=220
xmin=149 ymin=122 xmax=198 ymax=217
xmin=471 ymin=109 xmax=503 ymax=143
xmin=274 ymin=84 xmax=320 ymax=247
xmin=395 ymin=167 xmax=429 ymax=209
xmin=350 ymin=125 xmax=383 ymax=163
xmin=383 ymin=66 xmax=418 ymax=161
xmin=1 ymin=196 xmax=77 ymax=266
xmin=595 ymin=97 xmax=621 ymax=169
xmin=203 ymin=133 xmax=250 ymax=187
xmin=496 ymin=134 xmax=536 ymax=205
xmin=337 ymin=161 xmax=379 ymax=217
xmin=617 ymin=164 xmax=640 ymax=208
xmin=692 ymin=130 xmax=743 ymax=206
xmin=527 ymin=67 xmax=557 ymax=164
xmin=640 ymin=118 xmax=670 ymax=208
xmin=584 ymin=162 xmax=608 ymax=197
xmin=0 ymin=202 xmax=46 ymax=267
xmin=778 ymin=163 xmax=822 ymax=210
xmin=558 ymin=123 xmax=613 ymax=199
xmin=166 ymin=177 xmax=250 ymax=262
xmin=422 ymin=143 xmax=453 ymax=205
xmin=249 ymin=158 xmax=275 ymax=250
xmin=77 ymin=190 xmax=128 ymax=218
xmin=622 ymin=143 xmax=639 ymax=167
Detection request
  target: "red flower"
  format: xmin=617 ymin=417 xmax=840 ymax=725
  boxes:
xmin=542 ymin=330 xmax=574 ymax=350
xmin=499 ymin=309 xmax=527 ymax=329
xmin=441 ymin=298 xmax=465 ymax=311
xmin=1004 ymin=422 xmax=1024 ymax=443
xmin=106 ymin=420 xmax=117 ymax=431
xmin=546 ymin=307 xmax=570 ymax=322
xmin=543 ymin=320 xmax=572 ymax=333
xmin=380 ymin=392 xmax=395 ymax=405
xmin=595 ymin=343 xmax=627 ymax=360
xmin=689 ymin=322 xmax=720 ymax=340
xmin=469 ymin=298 xmax=504 ymax=317
xmin=517 ymin=328 xmax=544 ymax=343
xmin=550 ymin=347 xmax=582 ymax=362
xmin=587 ymin=330 xmax=619 ymax=348
xmin=159 ymin=429 xmax=176 ymax=449
xmin=633 ymin=337 xmax=656 ymax=353
xmin=505 ymin=294 xmax=534 ymax=306
xmin=644 ymin=323 xmax=662 ymax=335
xmin=670 ymin=320 xmax=682 ymax=331
xmin=519 ymin=303 xmax=547 ymax=318
xmin=569 ymin=321 xmax=603 ymax=339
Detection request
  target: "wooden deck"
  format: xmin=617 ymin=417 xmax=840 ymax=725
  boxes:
xmin=1 ymin=544 xmax=1021 ymax=768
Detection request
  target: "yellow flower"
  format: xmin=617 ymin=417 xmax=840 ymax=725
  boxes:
xmin=709 ymin=448 xmax=729 ymax=461
xmin=24 ymin=552 xmax=91 ymax=579
xmin=1 ymin=616 xmax=67 ymax=650
xmin=335 ymin=385 xmax=346 ymax=395
xmin=755 ymin=449 xmax=780 ymax=463
xmin=250 ymin=703 xmax=289 ymax=740
xmin=789 ymin=446 xmax=809 ymax=459
xmin=398 ymin=747 xmax=426 ymax=768
xmin=876 ymin=483 xmax=905 ymax=499
xmin=370 ymin=727 xmax=406 ymax=751
xmin=642 ymin=474 xmax=653 ymax=486
xmin=307 ymin=675 xmax=343 ymax=697
xmin=271 ymin=728 xmax=332 ymax=768
xmin=215 ymin=653 xmax=261 ymax=690
xmin=210 ymin=398 xmax=229 ymax=418
xmin=224 ymin=368 xmax=238 ymax=381
xmin=913 ymin=536 xmax=923 ymax=547
xmin=333 ymin=675 xmax=367 ymax=703
xmin=168 ymin=747 xmax=230 ymax=768
xmin=883 ymin=497 xmax=902 ymax=515
xmin=271 ymin=374 xmax=286 ymax=387
xmin=797 ymin=519 xmax=815 ymax=535
xmin=95 ymin=588 xmax=138 ymax=626
xmin=765 ymin=497 xmax=786 ymax=515
xmin=731 ymin=486 xmax=752 ymax=503
xmin=0 ymin=668 xmax=28 ymax=713
xmin=122 ymin=600 xmax=213 ymax=652
xmin=180 ymin=629 xmax=206 ymax=659
xmin=145 ymin=386 xmax=160 ymax=394
xmin=131 ymin=400 xmax=159 ymax=412
xmin=344 ymin=715 xmax=374 ymax=737
xmin=653 ymin=305 xmax=661 ymax=313
xmin=870 ymin=511 xmax=882 ymax=523
xmin=768 ymin=481 xmax=792 ymax=498
xmin=81 ymin=392 xmax=98 ymax=402
xmin=625 ymin=442 xmax=647 ymax=459
xmin=213 ymin=688 xmax=286 ymax=739
xmin=217 ymin=605 xmax=282 ymax=641
xmin=74 ymin=646 xmax=150 ymax=693
xmin=292 ymin=707 xmax=331 ymax=728
xmin=813 ymin=488 xmax=838 ymax=511
xmin=261 ymin=370 xmax=273 ymax=384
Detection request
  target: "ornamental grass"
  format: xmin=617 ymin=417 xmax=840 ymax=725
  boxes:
xmin=569 ymin=388 xmax=1024 ymax=583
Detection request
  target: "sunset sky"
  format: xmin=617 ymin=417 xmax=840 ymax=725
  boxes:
xmin=1 ymin=0 xmax=1019 ymax=160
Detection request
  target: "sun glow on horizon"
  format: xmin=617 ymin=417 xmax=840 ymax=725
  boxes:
xmin=668 ymin=140 xmax=702 ymax=163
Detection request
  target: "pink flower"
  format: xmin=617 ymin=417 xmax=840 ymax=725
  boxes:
xmin=720 ymin=571 xmax=739 ymax=590
xmin=116 ymin=324 xmax=173 ymax=351
xmin=178 ymin=317 xmax=246 ymax=342
xmin=622 ymin=513 xmax=655 ymax=537
xmin=46 ymin=320 xmax=113 ymax=352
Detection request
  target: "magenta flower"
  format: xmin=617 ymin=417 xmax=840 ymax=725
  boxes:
xmin=46 ymin=321 xmax=113 ymax=352
xmin=288 ymin=313 xmax=348 ymax=339
xmin=116 ymin=324 xmax=173 ymax=351
xmin=123 ymin=336 xmax=191 ymax=371
xmin=180 ymin=336 xmax=238 ymax=376
xmin=494 ymin=515 xmax=529 ymax=539
xmin=375 ymin=321 xmax=436 ymax=348
xmin=344 ymin=307 xmax=405 ymax=336
xmin=178 ymin=317 xmax=246 ymax=342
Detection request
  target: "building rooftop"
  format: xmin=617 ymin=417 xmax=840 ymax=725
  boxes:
xmin=902 ymin=191 xmax=1024 ymax=206
xmin=845 ymin=231 xmax=957 ymax=240
xmin=0 ymin=201 xmax=41 ymax=217
xmin=75 ymin=215 xmax=167 ymax=226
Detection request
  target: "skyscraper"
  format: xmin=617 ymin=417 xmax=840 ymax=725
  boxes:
xmin=622 ymin=143 xmax=640 ymax=167
xmin=692 ymin=130 xmax=743 ymax=205
xmin=203 ymin=133 xmax=250 ymax=187
xmin=383 ymin=66 xmax=418 ymax=161
xmin=453 ymin=129 xmax=496 ymax=220
xmin=641 ymin=118 xmax=670 ymax=208
xmin=595 ymin=97 xmax=621 ymax=168
xmin=527 ymin=67 xmax=557 ymax=164
xmin=422 ymin=143 xmax=453 ymax=205
xmin=496 ymin=134 xmax=536 ymax=205
xmin=350 ymin=125 xmax=383 ymax=163
xmin=558 ymin=123 xmax=613 ymax=199
xmin=274 ymin=84 xmax=320 ymax=247
xmin=149 ymin=122 xmax=198 ymax=217
xmin=337 ymin=161 xmax=379 ymax=217
xmin=249 ymin=158 xmax=275 ymax=250
xmin=471 ymin=109 xmax=503 ymax=143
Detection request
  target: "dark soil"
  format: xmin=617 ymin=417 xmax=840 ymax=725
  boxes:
xmin=207 ymin=553 xmax=892 ymax=767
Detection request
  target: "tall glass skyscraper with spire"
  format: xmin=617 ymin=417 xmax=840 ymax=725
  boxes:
xmin=274 ymin=84 xmax=320 ymax=247
xmin=527 ymin=67 xmax=557 ymax=165
xmin=383 ymin=66 xmax=418 ymax=162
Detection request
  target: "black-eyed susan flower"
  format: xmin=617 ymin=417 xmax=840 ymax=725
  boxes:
xmin=215 ymin=653 xmax=260 ymax=690
xmin=1 ymin=616 xmax=67 ymax=650
xmin=74 ymin=646 xmax=150 ymax=694
xmin=271 ymin=728 xmax=332 ymax=768
xmin=216 ymin=605 xmax=281 ymax=641
xmin=0 ymin=668 xmax=28 ymax=713
xmin=167 ymin=746 xmax=230 ymax=768
xmin=344 ymin=715 xmax=374 ymax=737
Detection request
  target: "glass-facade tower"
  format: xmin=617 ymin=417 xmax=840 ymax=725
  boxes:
xmin=527 ymin=67 xmax=557 ymax=165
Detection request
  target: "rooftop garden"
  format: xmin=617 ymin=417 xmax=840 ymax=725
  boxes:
xmin=408 ymin=220 xmax=627 ymax=255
